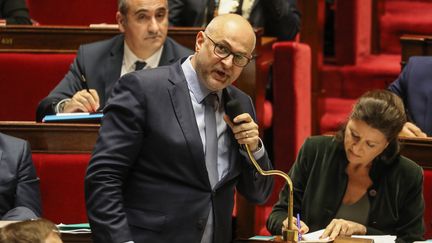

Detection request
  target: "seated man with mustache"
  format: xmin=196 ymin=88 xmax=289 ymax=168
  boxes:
xmin=36 ymin=0 xmax=192 ymax=121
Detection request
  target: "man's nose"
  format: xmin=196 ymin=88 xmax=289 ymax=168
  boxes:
xmin=148 ymin=17 xmax=159 ymax=33
xmin=220 ymin=54 xmax=234 ymax=67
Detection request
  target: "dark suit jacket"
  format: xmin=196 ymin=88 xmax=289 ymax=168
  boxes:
xmin=0 ymin=133 xmax=41 ymax=220
xmin=85 ymin=59 xmax=274 ymax=243
xmin=0 ymin=0 xmax=32 ymax=24
xmin=168 ymin=0 xmax=301 ymax=40
xmin=388 ymin=56 xmax=432 ymax=136
xmin=36 ymin=34 xmax=193 ymax=121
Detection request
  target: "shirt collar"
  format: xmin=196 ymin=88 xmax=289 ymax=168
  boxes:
xmin=181 ymin=56 xmax=222 ymax=104
xmin=123 ymin=42 xmax=164 ymax=70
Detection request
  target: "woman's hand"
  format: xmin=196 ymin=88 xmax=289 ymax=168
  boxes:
xmin=282 ymin=217 xmax=309 ymax=235
xmin=321 ymin=219 xmax=366 ymax=240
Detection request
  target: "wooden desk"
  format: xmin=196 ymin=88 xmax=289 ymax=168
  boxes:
xmin=400 ymin=34 xmax=432 ymax=67
xmin=0 ymin=121 xmax=99 ymax=153
xmin=0 ymin=25 xmax=200 ymax=53
xmin=399 ymin=136 xmax=432 ymax=169
xmin=62 ymin=233 xmax=92 ymax=243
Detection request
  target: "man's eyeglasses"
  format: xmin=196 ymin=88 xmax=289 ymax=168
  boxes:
xmin=204 ymin=33 xmax=252 ymax=67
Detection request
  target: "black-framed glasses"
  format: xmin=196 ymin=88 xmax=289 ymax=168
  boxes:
xmin=204 ymin=33 xmax=252 ymax=67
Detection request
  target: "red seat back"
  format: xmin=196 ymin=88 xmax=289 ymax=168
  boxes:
xmin=27 ymin=0 xmax=117 ymax=26
xmin=253 ymin=41 xmax=312 ymax=236
xmin=0 ymin=53 xmax=75 ymax=121
xmin=32 ymin=153 xmax=90 ymax=224
xmin=272 ymin=42 xmax=312 ymax=172
xmin=423 ymin=169 xmax=432 ymax=238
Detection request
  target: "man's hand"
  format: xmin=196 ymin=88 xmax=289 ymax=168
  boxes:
xmin=399 ymin=122 xmax=427 ymax=138
xmin=282 ymin=217 xmax=309 ymax=235
xmin=224 ymin=113 xmax=260 ymax=151
xmin=321 ymin=219 xmax=366 ymax=240
xmin=62 ymin=89 xmax=100 ymax=113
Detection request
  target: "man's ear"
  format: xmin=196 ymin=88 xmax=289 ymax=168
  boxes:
xmin=116 ymin=12 xmax=126 ymax=33
xmin=195 ymin=31 xmax=205 ymax=52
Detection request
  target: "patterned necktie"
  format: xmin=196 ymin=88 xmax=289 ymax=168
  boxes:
xmin=135 ymin=61 xmax=146 ymax=71
xmin=204 ymin=93 xmax=219 ymax=187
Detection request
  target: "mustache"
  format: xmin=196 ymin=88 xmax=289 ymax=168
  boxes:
xmin=145 ymin=33 xmax=163 ymax=39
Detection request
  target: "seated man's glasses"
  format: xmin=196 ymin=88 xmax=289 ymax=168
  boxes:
xmin=204 ymin=33 xmax=252 ymax=67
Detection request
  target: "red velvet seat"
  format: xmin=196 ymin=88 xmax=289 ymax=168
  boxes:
xmin=318 ymin=0 xmax=421 ymax=134
xmin=0 ymin=53 xmax=75 ymax=121
xmin=379 ymin=0 xmax=432 ymax=54
xmin=423 ymin=169 xmax=432 ymax=238
xmin=27 ymin=0 xmax=117 ymax=26
xmin=32 ymin=153 xmax=91 ymax=224
xmin=253 ymin=41 xmax=312 ymax=236
xmin=319 ymin=54 xmax=400 ymax=133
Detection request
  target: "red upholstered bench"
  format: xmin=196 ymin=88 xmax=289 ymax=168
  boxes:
xmin=252 ymin=41 xmax=312 ymax=236
xmin=27 ymin=0 xmax=117 ymax=26
xmin=32 ymin=153 xmax=242 ymax=227
xmin=32 ymin=153 xmax=90 ymax=224
xmin=0 ymin=53 xmax=75 ymax=121
xmin=423 ymin=169 xmax=432 ymax=238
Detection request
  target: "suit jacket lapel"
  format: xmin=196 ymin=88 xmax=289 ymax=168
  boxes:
xmin=159 ymin=37 xmax=178 ymax=66
xmin=167 ymin=63 xmax=210 ymax=185
xmin=103 ymin=35 xmax=124 ymax=106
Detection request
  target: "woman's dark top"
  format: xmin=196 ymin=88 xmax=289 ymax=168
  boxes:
xmin=266 ymin=136 xmax=424 ymax=243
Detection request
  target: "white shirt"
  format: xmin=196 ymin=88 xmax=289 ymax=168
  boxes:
xmin=120 ymin=42 xmax=164 ymax=76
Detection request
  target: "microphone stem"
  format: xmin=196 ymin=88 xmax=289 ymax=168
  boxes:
xmin=244 ymin=144 xmax=297 ymax=241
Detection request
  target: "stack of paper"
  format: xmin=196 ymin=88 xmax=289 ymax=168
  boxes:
xmin=301 ymin=229 xmax=332 ymax=242
xmin=57 ymin=223 xmax=91 ymax=234
xmin=302 ymin=229 xmax=396 ymax=243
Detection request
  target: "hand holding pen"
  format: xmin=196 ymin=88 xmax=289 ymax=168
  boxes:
xmin=282 ymin=215 xmax=309 ymax=240
xmin=63 ymin=59 xmax=101 ymax=113
xmin=297 ymin=213 xmax=302 ymax=241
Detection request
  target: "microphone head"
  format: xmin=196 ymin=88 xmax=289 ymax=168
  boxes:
xmin=225 ymin=99 xmax=244 ymax=122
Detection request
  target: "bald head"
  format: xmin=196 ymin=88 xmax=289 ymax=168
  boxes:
xmin=205 ymin=14 xmax=256 ymax=54
xmin=191 ymin=14 xmax=256 ymax=91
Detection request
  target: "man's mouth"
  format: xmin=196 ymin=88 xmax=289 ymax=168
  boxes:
xmin=213 ymin=69 xmax=229 ymax=80
xmin=146 ymin=35 xmax=161 ymax=40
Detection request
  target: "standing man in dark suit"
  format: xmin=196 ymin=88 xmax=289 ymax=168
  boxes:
xmin=388 ymin=56 xmax=432 ymax=137
xmin=0 ymin=133 xmax=41 ymax=220
xmin=36 ymin=0 xmax=193 ymax=122
xmin=168 ymin=0 xmax=301 ymax=40
xmin=85 ymin=14 xmax=273 ymax=243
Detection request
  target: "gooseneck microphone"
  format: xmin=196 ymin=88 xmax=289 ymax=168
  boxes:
xmin=225 ymin=98 xmax=299 ymax=242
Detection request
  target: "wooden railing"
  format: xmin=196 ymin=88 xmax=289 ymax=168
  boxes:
xmin=400 ymin=34 xmax=432 ymax=67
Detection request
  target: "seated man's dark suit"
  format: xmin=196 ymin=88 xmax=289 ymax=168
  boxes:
xmin=36 ymin=34 xmax=192 ymax=121
xmin=0 ymin=133 xmax=41 ymax=220
xmin=85 ymin=59 xmax=274 ymax=243
xmin=168 ymin=0 xmax=301 ymax=40
xmin=0 ymin=0 xmax=32 ymax=25
xmin=388 ymin=56 xmax=432 ymax=136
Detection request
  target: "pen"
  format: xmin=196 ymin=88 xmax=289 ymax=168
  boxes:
xmin=73 ymin=59 xmax=90 ymax=93
xmin=297 ymin=213 xmax=302 ymax=241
